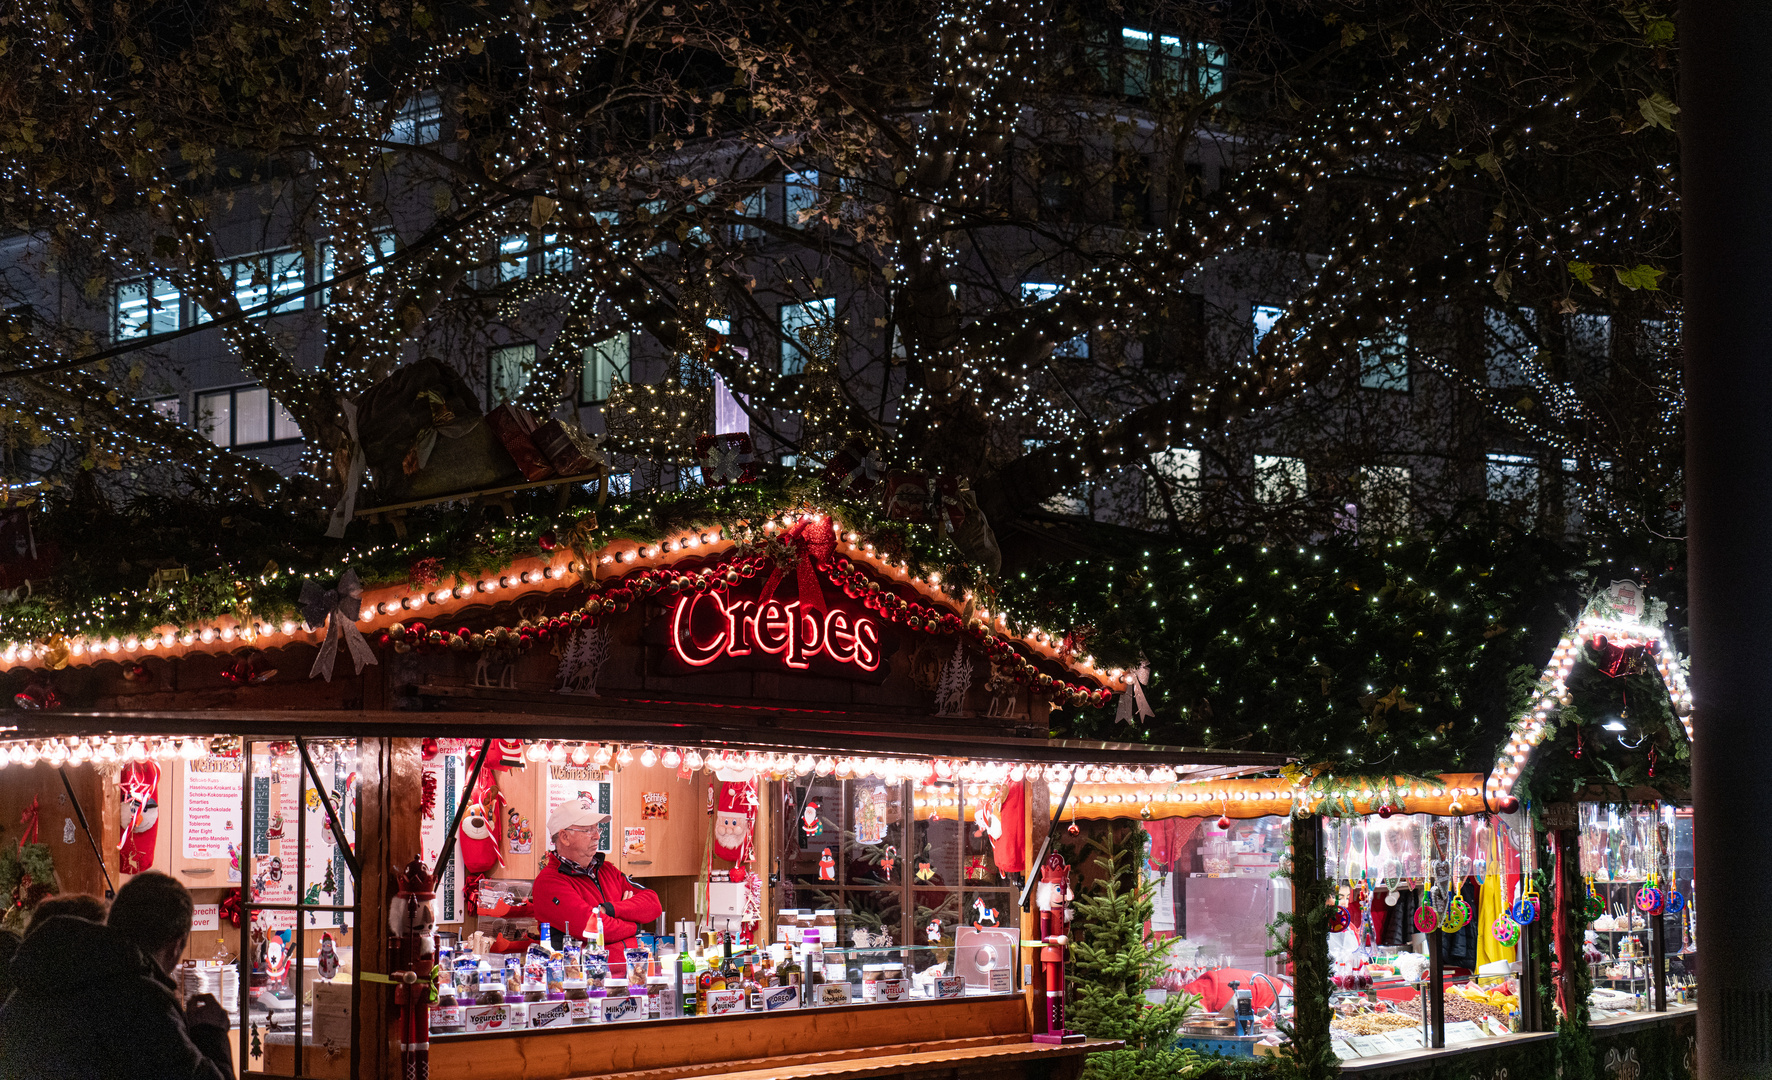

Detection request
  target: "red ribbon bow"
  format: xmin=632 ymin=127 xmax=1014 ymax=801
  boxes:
xmin=760 ymin=516 xmax=836 ymax=615
xmin=18 ymin=798 xmax=39 ymax=848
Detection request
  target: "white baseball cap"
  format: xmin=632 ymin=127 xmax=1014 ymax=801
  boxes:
xmin=548 ymin=795 xmax=610 ymax=837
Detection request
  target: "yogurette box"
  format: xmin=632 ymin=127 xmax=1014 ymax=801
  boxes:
xmin=704 ymin=988 xmax=747 ymax=1016
xmin=760 ymin=984 xmax=801 ymax=1012
xmin=529 ymin=1000 xmax=574 ymax=1029
xmin=813 ymin=982 xmax=852 ymax=1007
xmin=599 ymin=995 xmax=646 ymax=1023
xmin=464 ymin=1003 xmax=519 ymax=1033
xmin=876 ymin=978 xmax=911 ymax=1003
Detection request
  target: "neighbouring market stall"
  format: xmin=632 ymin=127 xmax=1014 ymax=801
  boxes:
xmin=1019 ymin=580 xmax=1698 ymax=1080
xmin=0 ymin=497 xmax=1292 ymax=1080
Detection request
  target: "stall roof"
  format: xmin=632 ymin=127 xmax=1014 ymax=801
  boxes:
xmin=4 ymin=707 xmax=1287 ymax=779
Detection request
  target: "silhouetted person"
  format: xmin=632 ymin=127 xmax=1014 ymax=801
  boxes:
xmin=0 ymin=871 xmax=233 ymax=1079
xmin=23 ymin=892 xmax=108 ymax=935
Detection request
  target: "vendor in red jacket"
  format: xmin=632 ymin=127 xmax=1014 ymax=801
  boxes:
xmin=531 ymin=795 xmax=662 ymax=978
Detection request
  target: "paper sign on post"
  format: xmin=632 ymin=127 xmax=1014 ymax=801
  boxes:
xmin=191 ymin=904 xmax=220 ymax=931
xmin=988 ymin=968 xmax=1014 ymax=994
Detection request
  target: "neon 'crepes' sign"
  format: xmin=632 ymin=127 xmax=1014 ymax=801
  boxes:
xmin=669 ymin=589 xmax=883 ymax=673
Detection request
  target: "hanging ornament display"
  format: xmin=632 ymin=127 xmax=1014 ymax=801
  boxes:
xmin=1635 ymin=886 xmax=1664 ymax=915
xmin=1510 ymin=887 xmax=1540 ymax=926
xmin=317 ymin=932 xmax=340 ymax=980
xmin=1413 ymin=903 xmax=1440 ymax=934
xmin=965 ymin=855 xmax=990 ymax=882
xmin=801 ymin=800 xmax=821 ymax=841
xmin=916 ymin=861 xmax=935 ymax=883
xmin=879 ymin=845 xmax=897 ymax=879
xmin=1490 ymin=913 xmax=1521 ymax=947
xmin=1442 ymin=894 xmax=1472 ymax=934
xmin=818 ymin=847 xmax=835 ymax=880
xmin=117 ymin=761 xmax=161 ymax=874
xmin=1664 ymin=889 xmax=1687 ymax=915
xmin=1328 ymin=907 xmax=1350 ymax=933
xmin=925 ymin=918 xmax=942 ymax=943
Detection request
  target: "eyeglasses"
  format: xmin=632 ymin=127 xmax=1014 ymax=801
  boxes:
xmin=559 ymin=824 xmax=598 ymax=835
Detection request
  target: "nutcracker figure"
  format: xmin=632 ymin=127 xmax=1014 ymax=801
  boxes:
xmin=389 ymin=855 xmax=437 ymax=1080
xmin=1030 ymin=852 xmax=1080 ymax=1043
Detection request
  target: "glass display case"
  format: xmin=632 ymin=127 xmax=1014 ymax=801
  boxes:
xmin=1578 ymin=802 xmax=1694 ymax=1013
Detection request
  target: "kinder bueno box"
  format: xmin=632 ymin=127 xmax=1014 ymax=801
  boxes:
xmin=760 ymin=984 xmax=801 ymax=1012
xmin=704 ymin=988 xmax=747 ymax=1017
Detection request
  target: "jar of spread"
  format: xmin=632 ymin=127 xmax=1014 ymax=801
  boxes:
xmin=814 ymin=910 xmax=837 ymax=944
xmin=475 ymin=979 xmax=504 ymax=1007
xmin=564 ymin=978 xmax=592 ymax=1024
xmin=777 ymin=910 xmax=802 ymax=943
xmin=522 ymin=981 xmax=547 ymax=1004
xmin=861 ymin=964 xmax=883 ymax=1001
xmin=647 ymin=975 xmax=670 ymax=1018
xmin=430 ymin=983 xmax=464 ymax=1034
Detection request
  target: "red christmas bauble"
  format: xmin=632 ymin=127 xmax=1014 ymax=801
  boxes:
xmin=1217 ymin=815 xmax=1232 ymax=830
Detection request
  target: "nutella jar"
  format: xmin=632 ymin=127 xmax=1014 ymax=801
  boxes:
xmin=430 ymin=983 xmax=464 ymax=1034
xmin=814 ymin=910 xmax=837 ymax=944
xmin=564 ymin=978 xmax=592 ymax=1024
xmin=777 ymin=910 xmax=803 ymax=943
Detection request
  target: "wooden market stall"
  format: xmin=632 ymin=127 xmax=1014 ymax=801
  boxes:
xmin=0 ymin=508 xmax=1284 ymax=1080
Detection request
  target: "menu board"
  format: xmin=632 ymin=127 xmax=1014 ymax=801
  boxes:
xmin=183 ymin=757 xmax=243 ymax=864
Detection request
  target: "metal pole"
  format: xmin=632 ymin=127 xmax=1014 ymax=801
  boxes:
xmin=1684 ymin=0 xmax=1772 ymax=1073
xmin=58 ymin=768 xmax=115 ymax=899
xmin=294 ymin=749 xmax=307 ymax=1078
xmin=1427 ymin=929 xmax=1445 ymax=1048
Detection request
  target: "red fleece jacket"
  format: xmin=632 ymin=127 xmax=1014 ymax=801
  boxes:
xmin=532 ymin=853 xmax=663 ymax=976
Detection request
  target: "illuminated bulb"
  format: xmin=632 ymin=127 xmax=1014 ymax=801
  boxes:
xmin=281 ymin=621 xmax=296 ymax=635
xmin=20 ymin=743 xmax=38 ymax=766
xmin=569 ymin=744 xmax=591 ymax=766
xmin=685 ymin=749 xmax=704 ymax=771
xmin=593 ymin=744 xmax=614 ymax=766
xmin=640 ymin=747 xmax=658 ymax=768
xmin=815 ymin=756 xmax=836 ymax=776
xmin=72 ymin=742 xmax=92 ymax=763
xmin=526 ymin=742 xmax=548 ymax=762
xmin=795 ymin=755 xmax=815 ymax=775
xmin=617 ymin=745 xmax=634 ymax=766
xmin=127 ymin=741 xmax=147 ymax=762
xmin=835 ymin=758 xmax=855 ymax=779
xmin=1008 ymin=764 xmax=1025 ymax=782
xmin=661 ymin=748 xmax=682 ymax=769
xmin=547 ymin=742 xmax=567 ymax=765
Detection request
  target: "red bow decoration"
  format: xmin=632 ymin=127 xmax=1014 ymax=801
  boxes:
xmin=18 ymin=798 xmax=39 ymax=848
xmin=760 ymin=516 xmax=836 ymax=615
xmin=220 ymin=887 xmax=244 ymax=928
xmin=883 ymin=472 xmax=966 ymax=534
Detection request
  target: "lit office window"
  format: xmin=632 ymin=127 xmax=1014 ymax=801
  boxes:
xmin=196 ymin=386 xmax=301 ymax=448
xmin=114 ymin=278 xmax=182 ymax=340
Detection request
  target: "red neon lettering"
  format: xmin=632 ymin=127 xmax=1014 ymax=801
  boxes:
xmin=854 ymin=619 xmax=881 ymax=671
xmin=668 ymin=591 xmax=883 ymax=673
xmin=753 ymin=600 xmax=792 ymax=655
xmin=725 ymin=600 xmax=754 ymax=656
xmin=786 ymin=603 xmax=824 ymax=670
xmin=671 ymin=591 xmax=726 ymax=666
xmin=824 ymin=610 xmax=855 ymax=664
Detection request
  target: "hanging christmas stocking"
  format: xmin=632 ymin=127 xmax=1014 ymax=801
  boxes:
xmin=711 ymin=773 xmax=759 ymax=865
xmin=119 ymin=761 xmax=161 ymax=874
